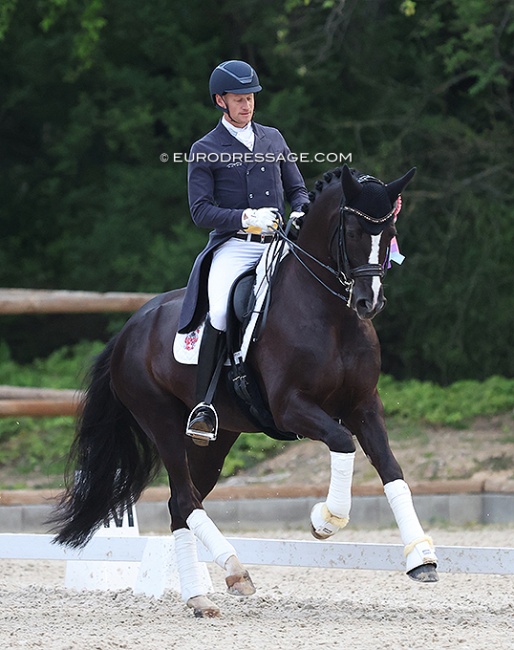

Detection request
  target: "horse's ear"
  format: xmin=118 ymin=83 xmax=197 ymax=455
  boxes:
xmin=341 ymin=164 xmax=362 ymax=204
xmin=386 ymin=167 xmax=416 ymax=202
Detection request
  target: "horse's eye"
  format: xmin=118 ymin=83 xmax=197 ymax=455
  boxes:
xmin=346 ymin=228 xmax=360 ymax=241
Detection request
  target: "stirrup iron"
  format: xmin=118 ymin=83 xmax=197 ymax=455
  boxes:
xmin=186 ymin=402 xmax=219 ymax=446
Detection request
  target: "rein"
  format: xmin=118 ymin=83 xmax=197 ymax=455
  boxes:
xmin=277 ymin=184 xmax=393 ymax=307
xmin=277 ymin=224 xmax=354 ymax=306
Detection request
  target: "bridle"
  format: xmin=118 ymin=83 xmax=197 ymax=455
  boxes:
xmin=277 ymin=177 xmax=395 ymax=307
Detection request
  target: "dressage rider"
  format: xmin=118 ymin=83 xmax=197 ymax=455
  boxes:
xmin=178 ymin=59 xmax=309 ymax=444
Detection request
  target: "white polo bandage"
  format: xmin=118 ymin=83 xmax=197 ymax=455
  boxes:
xmin=310 ymin=451 xmax=355 ymax=538
xmin=173 ymin=527 xmax=211 ymax=602
xmin=326 ymin=450 xmax=355 ymax=517
xmin=384 ymin=479 xmax=437 ymax=572
xmin=186 ymin=508 xmax=236 ymax=569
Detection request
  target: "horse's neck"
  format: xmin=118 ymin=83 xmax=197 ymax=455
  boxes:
xmin=297 ymin=190 xmax=340 ymax=260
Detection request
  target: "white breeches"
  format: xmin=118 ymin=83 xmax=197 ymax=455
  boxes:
xmin=208 ymin=238 xmax=270 ymax=331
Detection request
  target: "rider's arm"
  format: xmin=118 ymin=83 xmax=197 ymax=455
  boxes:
xmin=188 ymin=149 xmax=245 ymax=232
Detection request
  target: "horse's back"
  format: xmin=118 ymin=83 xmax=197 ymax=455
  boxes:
xmin=133 ymin=287 xmax=185 ymax=317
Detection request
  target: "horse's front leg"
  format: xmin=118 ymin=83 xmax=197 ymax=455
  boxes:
xmin=273 ymin=398 xmax=357 ymax=540
xmin=347 ymin=392 xmax=438 ymax=583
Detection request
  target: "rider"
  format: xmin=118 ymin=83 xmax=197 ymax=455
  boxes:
xmin=178 ymin=59 xmax=308 ymax=444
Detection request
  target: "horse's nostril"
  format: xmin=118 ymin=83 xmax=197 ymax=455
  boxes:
xmin=356 ymin=298 xmax=372 ymax=312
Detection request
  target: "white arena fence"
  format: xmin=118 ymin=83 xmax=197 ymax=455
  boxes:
xmin=2 ymin=533 xmax=514 ymax=575
xmin=1 ymin=502 xmax=513 ymax=598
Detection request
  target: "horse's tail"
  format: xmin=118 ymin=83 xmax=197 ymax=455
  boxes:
xmin=48 ymin=336 xmax=160 ymax=548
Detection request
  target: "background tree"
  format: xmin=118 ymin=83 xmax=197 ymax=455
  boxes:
xmin=0 ymin=0 xmax=512 ymax=382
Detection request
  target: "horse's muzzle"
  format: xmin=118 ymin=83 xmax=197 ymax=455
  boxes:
xmin=354 ymin=295 xmax=387 ymax=320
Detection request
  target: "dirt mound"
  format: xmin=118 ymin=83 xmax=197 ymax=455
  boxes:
xmin=221 ymin=414 xmax=514 ymax=490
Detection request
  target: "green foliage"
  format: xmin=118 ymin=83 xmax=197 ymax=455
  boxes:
xmin=0 ymin=0 xmax=17 ymax=40
xmin=0 ymin=341 xmax=103 ymax=486
xmin=1 ymin=0 xmax=513 ymax=382
xmin=0 ymin=340 xmax=512 ymax=487
xmin=220 ymin=434 xmax=286 ymax=477
xmin=0 ymin=416 xmax=72 ymax=484
xmin=0 ymin=340 xmax=104 ymax=387
xmin=379 ymin=374 xmax=514 ymax=427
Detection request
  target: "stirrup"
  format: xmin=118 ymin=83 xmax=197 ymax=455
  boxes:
xmin=186 ymin=402 xmax=219 ymax=446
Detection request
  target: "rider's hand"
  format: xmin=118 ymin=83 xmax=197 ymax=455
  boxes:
xmin=289 ymin=210 xmax=304 ymax=228
xmin=242 ymin=207 xmax=280 ymax=235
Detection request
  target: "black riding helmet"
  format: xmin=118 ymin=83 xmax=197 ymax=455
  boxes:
xmin=209 ymin=60 xmax=262 ymax=111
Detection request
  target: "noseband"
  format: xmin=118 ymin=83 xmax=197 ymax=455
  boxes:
xmin=281 ymin=176 xmax=394 ymax=307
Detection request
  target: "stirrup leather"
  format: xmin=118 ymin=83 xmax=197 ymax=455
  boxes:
xmin=186 ymin=402 xmax=219 ymax=444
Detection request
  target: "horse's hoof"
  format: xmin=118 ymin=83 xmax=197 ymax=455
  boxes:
xmin=407 ymin=563 xmax=439 ymax=583
xmin=310 ymin=524 xmax=333 ymax=540
xmin=226 ymin=571 xmax=256 ymax=596
xmin=187 ymin=595 xmax=221 ymax=618
xmin=311 ymin=524 xmax=328 ymax=540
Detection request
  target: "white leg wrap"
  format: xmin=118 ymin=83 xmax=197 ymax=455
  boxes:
xmin=173 ymin=528 xmax=210 ymax=602
xmin=384 ymin=479 xmax=438 ymax=572
xmin=310 ymin=451 xmax=355 ymax=538
xmin=186 ymin=509 xmax=236 ymax=570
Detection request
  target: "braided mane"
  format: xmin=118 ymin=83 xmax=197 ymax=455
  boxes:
xmin=301 ymin=167 xmax=344 ymax=214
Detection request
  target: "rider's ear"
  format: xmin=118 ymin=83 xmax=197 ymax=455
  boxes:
xmin=215 ymin=94 xmax=227 ymax=110
xmin=341 ymin=164 xmax=362 ymax=204
xmin=386 ymin=167 xmax=416 ymax=203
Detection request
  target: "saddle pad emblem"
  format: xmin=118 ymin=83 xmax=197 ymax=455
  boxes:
xmin=184 ymin=327 xmax=201 ymax=351
xmin=173 ymin=324 xmax=205 ymax=364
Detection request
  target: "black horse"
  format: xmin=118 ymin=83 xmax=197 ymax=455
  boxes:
xmin=50 ymin=165 xmax=438 ymax=618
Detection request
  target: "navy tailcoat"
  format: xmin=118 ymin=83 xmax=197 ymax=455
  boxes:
xmin=178 ymin=120 xmax=308 ymax=333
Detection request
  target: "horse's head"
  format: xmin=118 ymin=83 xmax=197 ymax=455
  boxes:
xmin=295 ymin=164 xmax=415 ymax=320
xmin=339 ymin=165 xmax=416 ymax=319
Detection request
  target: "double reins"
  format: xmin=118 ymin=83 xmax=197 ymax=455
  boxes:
xmin=277 ymin=219 xmax=354 ymax=306
xmin=277 ymin=178 xmax=394 ymax=307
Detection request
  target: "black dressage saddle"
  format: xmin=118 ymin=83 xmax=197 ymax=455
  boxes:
xmin=225 ymin=267 xmax=298 ymax=442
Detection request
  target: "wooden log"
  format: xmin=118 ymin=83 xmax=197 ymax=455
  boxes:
xmin=0 ymin=289 xmax=157 ymax=314
xmin=0 ymin=386 xmax=82 ymax=400
xmin=0 ymin=399 xmax=82 ymax=417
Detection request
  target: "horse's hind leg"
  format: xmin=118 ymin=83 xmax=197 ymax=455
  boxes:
xmin=118 ymin=400 xmax=218 ymax=616
xmin=164 ymin=425 xmax=255 ymax=616
xmin=185 ymin=429 xmax=256 ymax=598
xmin=347 ymin=394 xmax=438 ymax=583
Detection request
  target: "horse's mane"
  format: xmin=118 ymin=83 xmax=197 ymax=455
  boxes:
xmin=301 ymin=167 xmax=345 ymax=214
xmin=301 ymin=167 xmax=393 ymax=230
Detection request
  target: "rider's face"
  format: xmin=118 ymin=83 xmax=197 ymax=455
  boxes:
xmin=217 ymin=93 xmax=254 ymax=127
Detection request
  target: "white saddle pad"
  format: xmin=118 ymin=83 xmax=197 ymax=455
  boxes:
xmin=173 ymin=324 xmax=205 ymax=365
xmin=173 ymin=240 xmax=289 ymax=365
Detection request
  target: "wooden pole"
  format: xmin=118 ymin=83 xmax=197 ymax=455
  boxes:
xmin=0 ymin=289 xmax=157 ymax=314
xmin=0 ymin=399 xmax=82 ymax=417
xmin=0 ymin=386 xmax=82 ymax=400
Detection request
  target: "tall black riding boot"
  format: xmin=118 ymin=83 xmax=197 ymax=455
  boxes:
xmin=186 ymin=320 xmax=226 ymax=446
